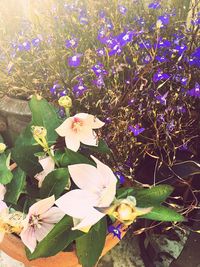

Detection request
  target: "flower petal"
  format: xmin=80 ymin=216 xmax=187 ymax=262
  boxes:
xmin=65 ymin=135 xmax=80 ymax=152
xmin=55 ymin=189 xmax=98 ymax=219
xmin=79 ymin=129 xmax=98 ymax=147
xmin=29 ymin=195 xmax=55 ymax=215
xmin=0 ymin=185 xmax=6 ymax=201
xmin=35 ymin=222 xmax=54 ymax=242
xmin=72 ymin=208 xmax=105 ymax=231
xmin=20 ymin=226 xmax=37 ymax=253
xmin=84 ymin=114 xmax=105 ymax=129
xmin=68 ymin=164 xmax=102 ymax=193
xmin=39 ymin=156 xmax=55 ymax=172
xmin=55 ymin=118 xmax=73 ymax=137
xmin=40 ymin=207 xmax=65 ymax=224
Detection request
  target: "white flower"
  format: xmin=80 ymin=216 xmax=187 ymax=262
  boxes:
xmin=55 ymin=113 xmax=105 ymax=152
xmin=55 ymin=156 xmax=117 ymax=232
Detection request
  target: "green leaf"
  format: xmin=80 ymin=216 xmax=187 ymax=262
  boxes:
xmin=116 ymin=187 xmax=136 ymax=199
xmin=0 ymin=154 xmax=13 ymax=184
xmin=4 ymin=168 xmax=26 ymax=204
xmin=12 ymin=96 xmax=61 ymax=176
xmin=172 ymin=161 xmax=200 ymax=179
xmin=59 ymin=149 xmax=94 ymax=167
xmin=0 ymin=134 xmax=4 ymax=143
xmin=135 ymin=185 xmax=174 ymax=207
xmin=141 ymin=205 xmax=184 ymax=222
xmin=40 ymin=168 xmax=70 ymax=199
xmin=27 ymin=215 xmax=83 ymax=260
xmin=76 ymin=217 xmax=107 ymax=267
xmin=82 ymin=139 xmax=111 ymax=154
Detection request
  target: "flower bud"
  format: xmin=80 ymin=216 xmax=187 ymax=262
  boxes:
xmin=58 ymin=96 xmax=72 ymax=109
xmin=32 ymin=126 xmax=47 ymax=139
xmin=109 ymin=196 xmax=152 ymax=225
xmin=0 ymin=143 xmax=6 ymax=154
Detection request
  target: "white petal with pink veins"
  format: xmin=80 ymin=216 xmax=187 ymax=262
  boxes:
xmin=29 ymin=195 xmax=55 ymax=215
xmin=40 ymin=207 xmax=65 ymax=224
xmin=55 ymin=118 xmax=73 ymax=137
xmin=65 ymin=135 xmax=80 ymax=152
xmin=20 ymin=227 xmax=37 ymax=253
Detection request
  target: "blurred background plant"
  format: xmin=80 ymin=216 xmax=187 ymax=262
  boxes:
xmin=0 ymin=0 xmax=200 ymax=214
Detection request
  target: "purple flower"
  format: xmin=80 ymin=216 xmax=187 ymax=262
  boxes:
xmin=93 ymin=75 xmax=105 ymax=89
xmin=167 ymin=120 xmax=175 ymax=132
xmin=79 ymin=10 xmax=88 ymax=25
xmin=108 ymin=224 xmax=123 ymax=240
xmin=68 ymin=54 xmax=82 ymax=67
xmin=92 ymin=63 xmax=107 ymax=76
xmin=187 ymin=83 xmax=200 ymax=98
xmin=99 ymin=10 xmax=106 ymax=19
xmin=148 ymin=1 xmax=161 ymax=9
xmin=50 ymin=82 xmax=61 ymax=96
xmin=65 ymin=37 xmax=78 ymax=49
xmin=114 ymin=171 xmax=125 ymax=184
xmin=96 ymin=48 xmax=106 ymax=57
xmin=117 ymin=31 xmax=134 ymax=47
xmin=188 ymin=47 xmax=200 ymax=68
xmin=174 ymin=44 xmax=187 ymax=54
xmin=155 ymin=55 xmax=167 ymax=63
xmin=179 ymin=143 xmax=188 ymax=151
xmin=139 ymin=40 xmax=152 ymax=49
xmin=109 ymin=42 xmax=122 ymax=56
xmin=104 ymin=117 xmax=112 ymax=124
xmin=158 ymin=14 xmax=170 ymax=25
xmin=32 ymin=38 xmax=41 ymax=47
xmin=118 ymin=5 xmax=127 ymax=15
xmin=128 ymin=124 xmax=145 ymax=136
xmin=73 ymin=79 xmax=87 ymax=97
xmin=156 ymin=91 xmax=168 ymax=105
xmin=191 ymin=12 xmax=200 ymax=25
xmin=142 ymin=54 xmax=152 ymax=64
xmin=157 ymin=38 xmax=171 ymax=48
xmin=153 ymin=70 xmax=170 ymax=82
xmin=128 ymin=99 xmax=134 ymax=106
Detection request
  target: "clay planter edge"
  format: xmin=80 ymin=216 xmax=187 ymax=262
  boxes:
xmin=0 ymin=225 xmax=128 ymax=267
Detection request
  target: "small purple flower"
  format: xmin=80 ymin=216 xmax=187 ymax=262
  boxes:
xmin=117 ymin=31 xmax=134 ymax=47
xmin=50 ymin=82 xmax=61 ymax=96
xmin=129 ymin=124 xmax=145 ymax=136
xmin=157 ymin=114 xmax=165 ymax=123
xmin=142 ymin=54 xmax=152 ymax=64
xmin=32 ymin=38 xmax=41 ymax=47
xmin=191 ymin=12 xmax=200 ymax=25
xmin=167 ymin=120 xmax=175 ymax=132
xmin=148 ymin=1 xmax=161 ymax=9
xmin=65 ymin=37 xmax=78 ymax=49
xmin=114 ymin=171 xmax=125 ymax=184
xmin=157 ymin=38 xmax=171 ymax=48
xmin=187 ymin=83 xmax=200 ymax=98
xmin=93 ymin=75 xmax=105 ymax=89
xmin=153 ymin=70 xmax=170 ymax=83
xmin=92 ymin=63 xmax=107 ymax=76
xmin=158 ymin=14 xmax=170 ymax=25
xmin=104 ymin=117 xmax=112 ymax=124
xmin=73 ymin=79 xmax=87 ymax=97
xmin=179 ymin=143 xmax=188 ymax=151
xmin=109 ymin=42 xmax=122 ymax=56
xmin=155 ymin=55 xmax=167 ymax=63
xmin=96 ymin=48 xmax=106 ymax=57
xmin=128 ymin=99 xmax=134 ymax=106
xmin=68 ymin=54 xmax=82 ymax=67
xmin=99 ymin=10 xmax=106 ymax=19
xmin=108 ymin=224 xmax=123 ymax=240
xmin=139 ymin=40 xmax=152 ymax=49
xmin=118 ymin=5 xmax=127 ymax=15
xmin=79 ymin=10 xmax=88 ymax=25
xmin=156 ymin=91 xmax=168 ymax=105
xmin=174 ymin=44 xmax=187 ymax=54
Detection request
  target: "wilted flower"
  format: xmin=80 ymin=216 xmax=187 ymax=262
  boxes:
xmin=55 ymin=156 xmax=117 ymax=232
xmin=20 ymin=196 xmax=64 ymax=253
xmin=56 ymin=113 xmax=105 ymax=151
xmin=109 ymin=196 xmax=152 ymax=225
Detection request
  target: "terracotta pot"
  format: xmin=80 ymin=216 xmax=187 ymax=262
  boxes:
xmin=0 ymin=95 xmax=31 ymax=145
xmin=0 ymin=225 xmax=127 ymax=267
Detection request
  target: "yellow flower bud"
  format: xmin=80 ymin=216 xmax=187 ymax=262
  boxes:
xmin=109 ymin=196 xmax=152 ymax=225
xmin=0 ymin=143 xmax=6 ymax=154
xmin=32 ymin=126 xmax=47 ymax=139
xmin=58 ymin=96 xmax=72 ymax=109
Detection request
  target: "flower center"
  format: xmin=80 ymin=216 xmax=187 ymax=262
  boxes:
xmin=71 ymin=117 xmax=83 ymax=133
xmin=117 ymin=203 xmax=133 ymax=220
xmin=29 ymin=215 xmax=42 ymax=228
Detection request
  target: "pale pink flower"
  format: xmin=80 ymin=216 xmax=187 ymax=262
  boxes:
xmin=55 ymin=113 xmax=105 ymax=152
xmin=0 ymin=184 xmax=8 ymax=242
xmin=0 ymin=184 xmax=6 ymax=201
xmin=20 ymin=196 xmax=64 ymax=253
xmin=34 ymin=156 xmax=55 ymax=187
xmin=55 ymin=156 xmax=117 ymax=232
